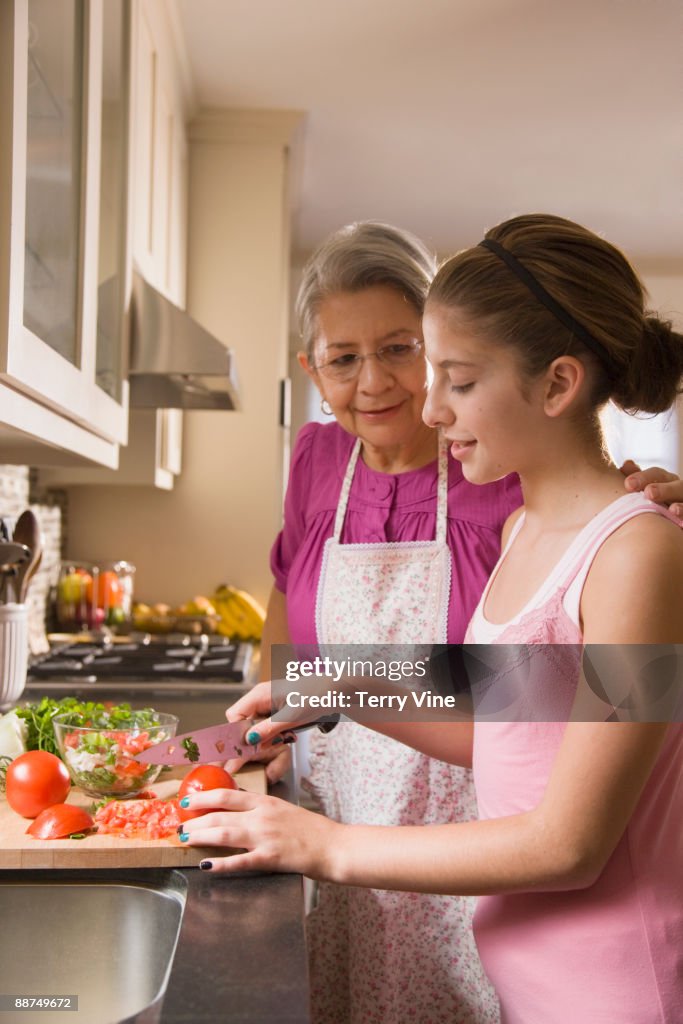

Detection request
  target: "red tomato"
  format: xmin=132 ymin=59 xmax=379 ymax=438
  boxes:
xmin=26 ymin=803 xmax=94 ymax=839
xmin=5 ymin=751 xmax=71 ymax=819
xmin=177 ymin=764 xmax=237 ymax=823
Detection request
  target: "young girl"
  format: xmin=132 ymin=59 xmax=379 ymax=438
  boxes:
xmin=181 ymin=214 xmax=683 ymax=1023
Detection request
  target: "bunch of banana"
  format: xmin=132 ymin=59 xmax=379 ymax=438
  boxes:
xmin=212 ymin=584 xmax=266 ymax=640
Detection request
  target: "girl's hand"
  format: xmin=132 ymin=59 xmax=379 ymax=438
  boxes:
xmin=226 ymin=680 xmax=274 ymax=723
xmin=177 ymin=788 xmax=340 ymax=876
xmin=223 ymin=681 xmax=307 ymax=782
xmin=225 ymin=741 xmax=292 ymax=786
xmin=621 ymin=460 xmax=683 ymax=519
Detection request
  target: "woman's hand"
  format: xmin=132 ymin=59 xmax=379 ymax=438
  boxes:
xmin=177 ymin=788 xmax=341 ymax=876
xmin=621 ymin=460 xmax=683 ymax=519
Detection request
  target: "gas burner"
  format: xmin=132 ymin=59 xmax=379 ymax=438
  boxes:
xmin=28 ymin=635 xmax=253 ymax=684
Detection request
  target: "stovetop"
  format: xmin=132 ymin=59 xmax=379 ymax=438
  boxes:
xmin=27 ymin=634 xmax=254 ymax=692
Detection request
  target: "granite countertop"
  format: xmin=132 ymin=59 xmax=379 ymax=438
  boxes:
xmin=152 ymin=865 xmax=309 ymax=1024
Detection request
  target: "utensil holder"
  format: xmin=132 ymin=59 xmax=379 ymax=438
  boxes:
xmin=0 ymin=603 xmax=29 ymax=707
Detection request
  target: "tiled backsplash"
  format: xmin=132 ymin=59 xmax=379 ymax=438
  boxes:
xmin=0 ymin=465 xmax=62 ymax=654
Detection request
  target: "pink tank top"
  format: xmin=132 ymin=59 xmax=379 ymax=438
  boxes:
xmin=465 ymin=493 xmax=683 ymax=1024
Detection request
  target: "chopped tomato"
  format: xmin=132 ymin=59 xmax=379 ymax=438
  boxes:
xmin=94 ymin=798 xmax=181 ymax=839
xmin=27 ymin=804 xmax=95 ymax=839
xmin=119 ymin=762 xmax=147 ymax=777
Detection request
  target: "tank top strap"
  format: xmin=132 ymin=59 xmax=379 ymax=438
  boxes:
xmin=560 ymin=494 xmax=678 ymax=624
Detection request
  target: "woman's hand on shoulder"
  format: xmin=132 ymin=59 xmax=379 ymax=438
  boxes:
xmin=620 ymin=460 xmax=683 ymax=520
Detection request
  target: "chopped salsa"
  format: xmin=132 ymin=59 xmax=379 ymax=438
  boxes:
xmin=94 ymin=797 xmax=181 ymax=839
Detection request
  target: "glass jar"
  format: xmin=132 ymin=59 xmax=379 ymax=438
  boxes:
xmin=111 ymin=560 xmax=136 ymax=621
xmin=55 ymin=560 xmax=136 ymax=632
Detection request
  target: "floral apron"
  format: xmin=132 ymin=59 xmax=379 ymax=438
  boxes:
xmin=304 ymin=437 xmax=500 ymax=1024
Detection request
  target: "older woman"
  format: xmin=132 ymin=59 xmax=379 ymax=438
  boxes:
xmin=232 ymin=222 xmax=683 ymax=1024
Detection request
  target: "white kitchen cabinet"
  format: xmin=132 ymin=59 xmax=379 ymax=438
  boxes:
xmin=34 ymin=0 xmax=191 ymax=488
xmin=38 ymin=407 xmax=182 ymax=490
xmin=0 ymin=0 xmax=131 ymax=465
xmin=38 ymin=0 xmax=191 ymax=489
xmin=131 ymin=0 xmax=189 ymax=304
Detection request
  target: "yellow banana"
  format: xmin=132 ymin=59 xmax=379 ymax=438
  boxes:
xmin=213 ymin=597 xmax=241 ymax=638
xmin=213 ymin=585 xmax=266 ymax=640
xmin=231 ymin=587 xmax=266 ymax=629
xmin=212 ymin=591 xmax=242 ymax=637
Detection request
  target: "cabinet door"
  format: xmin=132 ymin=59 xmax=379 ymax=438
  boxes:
xmin=131 ymin=2 xmax=155 ymax=280
xmin=96 ymin=0 xmax=128 ymax=406
xmin=131 ymin=1 xmax=186 ymax=302
xmin=0 ymin=0 xmax=129 ymax=448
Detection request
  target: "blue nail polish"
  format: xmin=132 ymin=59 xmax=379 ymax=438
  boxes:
xmin=199 ymin=860 xmax=213 ymax=871
xmin=271 ymin=736 xmax=284 ymax=746
xmin=179 ymin=832 xmax=189 ymax=843
xmin=246 ymin=730 xmax=260 ymax=745
xmin=179 ymin=796 xmax=190 ymax=808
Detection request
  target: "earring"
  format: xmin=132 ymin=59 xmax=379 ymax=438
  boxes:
xmin=321 ymin=398 xmax=333 ymax=416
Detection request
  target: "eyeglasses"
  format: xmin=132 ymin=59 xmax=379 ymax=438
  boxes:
xmin=313 ymin=338 xmax=424 ymax=382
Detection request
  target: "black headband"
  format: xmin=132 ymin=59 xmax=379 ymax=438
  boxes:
xmin=479 ymin=238 xmax=614 ymax=373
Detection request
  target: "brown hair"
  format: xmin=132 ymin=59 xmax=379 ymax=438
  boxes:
xmin=427 ymin=213 xmax=683 ymax=414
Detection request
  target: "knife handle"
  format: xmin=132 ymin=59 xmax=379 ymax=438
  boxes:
xmin=281 ymin=714 xmax=340 ymax=743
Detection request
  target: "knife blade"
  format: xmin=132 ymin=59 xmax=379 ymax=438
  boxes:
xmin=134 ymin=715 xmax=340 ymax=766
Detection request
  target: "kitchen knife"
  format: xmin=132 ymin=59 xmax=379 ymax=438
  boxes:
xmin=134 ymin=716 xmax=340 ymax=766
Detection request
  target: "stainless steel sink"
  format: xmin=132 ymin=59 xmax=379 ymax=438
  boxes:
xmin=0 ymin=870 xmax=187 ymax=1024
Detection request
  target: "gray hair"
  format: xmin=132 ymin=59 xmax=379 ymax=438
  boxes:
xmin=296 ymin=221 xmax=436 ymax=358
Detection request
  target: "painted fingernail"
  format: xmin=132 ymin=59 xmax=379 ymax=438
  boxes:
xmin=271 ymin=736 xmax=284 ymax=745
xmin=246 ymin=730 xmax=260 ymax=745
xmin=179 ymin=796 xmax=190 ymax=808
xmin=199 ymin=860 xmax=213 ymax=871
xmin=179 ymin=832 xmax=189 ymax=843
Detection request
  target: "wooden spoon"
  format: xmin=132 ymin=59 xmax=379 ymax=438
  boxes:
xmin=12 ymin=509 xmax=43 ymax=602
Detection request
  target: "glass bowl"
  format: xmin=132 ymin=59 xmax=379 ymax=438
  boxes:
xmin=52 ymin=710 xmax=179 ymax=798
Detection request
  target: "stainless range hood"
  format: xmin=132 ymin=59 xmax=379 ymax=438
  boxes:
xmin=128 ymin=272 xmax=240 ymax=410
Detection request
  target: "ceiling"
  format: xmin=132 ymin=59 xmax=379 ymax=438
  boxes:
xmin=174 ymin=0 xmax=682 ymax=264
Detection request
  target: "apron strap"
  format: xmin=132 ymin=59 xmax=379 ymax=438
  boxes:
xmin=332 ymin=438 xmax=363 ymax=540
xmin=333 ymin=434 xmax=449 ymax=544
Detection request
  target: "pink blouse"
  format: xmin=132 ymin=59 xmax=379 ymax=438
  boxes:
xmin=270 ymin=421 xmax=522 ymax=644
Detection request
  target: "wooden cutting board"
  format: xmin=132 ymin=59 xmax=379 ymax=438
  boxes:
xmin=0 ymin=763 xmax=266 ymax=869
